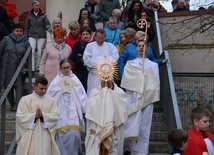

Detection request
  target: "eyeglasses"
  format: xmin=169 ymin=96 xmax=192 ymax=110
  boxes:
xmin=61 ymin=66 xmax=70 ymax=70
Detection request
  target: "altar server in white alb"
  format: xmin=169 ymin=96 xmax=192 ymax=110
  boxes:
xmin=121 ymin=40 xmax=160 ymax=155
xmin=16 ymin=75 xmax=60 ymax=155
xmin=46 ymin=59 xmax=87 ymax=155
xmin=83 ymin=29 xmax=119 ymax=95
xmin=85 ymin=57 xmax=128 ymax=155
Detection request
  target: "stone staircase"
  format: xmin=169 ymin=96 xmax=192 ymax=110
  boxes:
xmin=149 ymin=104 xmax=169 ymax=154
xmin=1 ymin=102 xmax=170 ymax=155
xmin=123 ymin=103 xmax=169 ymax=155
xmin=0 ymin=103 xmax=17 ymax=154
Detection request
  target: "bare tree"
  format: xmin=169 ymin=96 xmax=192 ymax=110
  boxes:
xmin=159 ymin=9 xmax=214 ymax=44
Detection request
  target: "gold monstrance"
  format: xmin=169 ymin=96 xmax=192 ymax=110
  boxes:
xmin=93 ymin=56 xmax=118 ymax=83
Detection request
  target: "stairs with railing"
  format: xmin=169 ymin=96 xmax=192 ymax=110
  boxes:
xmin=0 ymin=103 xmax=17 ymax=153
xmin=149 ymin=104 xmax=169 ymax=154
xmin=1 ymin=11 xmax=182 ymax=155
xmin=1 ymin=103 xmax=170 ymax=154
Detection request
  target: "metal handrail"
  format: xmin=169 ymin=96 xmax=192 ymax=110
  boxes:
xmin=0 ymin=46 xmax=32 ymax=155
xmin=164 ymin=51 xmax=182 ymax=129
xmin=154 ymin=11 xmax=164 ymax=56
xmin=154 ymin=11 xmax=182 ymax=130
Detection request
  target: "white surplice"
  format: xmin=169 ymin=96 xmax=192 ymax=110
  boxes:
xmin=46 ymin=72 xmax=87 ymax=155
xmin=83 ymin=41 xmax=119 ymax=96
xmin=204 ymin=138 xmax=214 ymax=155
xmin=121 ymin=58 xmax=160 ymax=154
xmin=16 ymin=92 xmax=60 ymax=155
xmin=85 ymin=84 xmax=128 ymax=155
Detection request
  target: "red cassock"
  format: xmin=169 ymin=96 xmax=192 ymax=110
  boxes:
xmin=183 ymin=127 xmax=214 ymax=155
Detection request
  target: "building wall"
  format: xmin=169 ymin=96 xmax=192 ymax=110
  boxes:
xmin=158 ymin=10 xmax=214 ymax=73
xmin=11 ymin=0 xmax=46 ymax=23
xmin=10 ymin=0 xmax=85 ymax=30
xmin=46 ymin=0 xmax=86 ymax=31
xmin=167 ymin=48 xmax=214 ymax=73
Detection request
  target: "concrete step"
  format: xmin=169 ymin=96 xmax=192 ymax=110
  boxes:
xmin=149 ymin=142 xmax=169 ymax=154
xmin=150 ymin=132 xmax=168 ymax=142
xmin=150 ymin=104 xmax=169 ymax=154
xmin=153 ymin=103 xmax=164 ymax=113
xmin=0 ymin=131 xmax=16 ymax=142
xmin=124 ymin=144 xmax=169 ymax=155
xmin=152 ymin=112 xmax=165 ymax=122
xmin=5 ymin=141 xmax=17 ymax=154
xmin=0 ymin=102 xmax=16 ymax=154
xmin=0 ymin=120 xmax=16 ymax=131
xmin=151 ymin=122 xmax=167 ymax=132
xmin=0 ymin=111 xmax=16 ymax=120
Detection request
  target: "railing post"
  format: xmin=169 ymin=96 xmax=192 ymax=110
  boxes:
xmin=0 ymin=100 xmax=6 ymax=155
xmin=154 ymin=11 xmax=163 ymax=56
xmin=16 ymin=73 xmax=22 ymax=105
xmin=165 ymin=51 xmax=182 ymax=129
xmin=28 ymin=48 xmax=32 ymax=94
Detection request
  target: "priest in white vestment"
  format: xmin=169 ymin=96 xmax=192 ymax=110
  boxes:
xmin=85 ymin=57 xmax=128 ymax=155
xmin=16 ymin=75 xmax=60 ymax=155
xmin=121 ymin=40 xmax=160 ymax=155
xmin=46 ymin=59 xmax=87 ymax=155
xmin=83 ymin=29 xmax=119 ymax=96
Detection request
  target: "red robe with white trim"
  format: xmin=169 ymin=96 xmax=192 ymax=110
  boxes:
xmin=183 ymin=127 xmax=214 ymax=155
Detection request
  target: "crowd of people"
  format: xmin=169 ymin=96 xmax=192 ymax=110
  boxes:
xmin=1 ymin=0 xmax=214 ymax=155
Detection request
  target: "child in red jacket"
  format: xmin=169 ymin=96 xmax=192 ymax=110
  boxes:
xmin=183 ymin=107 xmax=214 ymax=155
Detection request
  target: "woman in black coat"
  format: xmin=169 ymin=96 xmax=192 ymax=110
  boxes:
xmin=69 ymin=27 xmax=92 ymax=91
xmin=126 ymin=0 xmax=143 ymax=28
xmin=77 ymin=8 xmax=96 ymax=32
xmin=0 ymin=23 xmax=29 ymax=110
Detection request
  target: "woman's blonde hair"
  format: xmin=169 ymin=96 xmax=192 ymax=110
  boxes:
xmin=68 ymin=21 xmax=80 ymax=29
xmin=135 ymin=31 xmax=148 ymax=42
xmin=124 ymin=28 xmax=136 ymax=43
